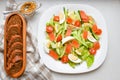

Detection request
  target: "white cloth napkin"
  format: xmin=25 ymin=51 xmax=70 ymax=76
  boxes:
xmin=0 ymin=1 xmax=53 ymax=80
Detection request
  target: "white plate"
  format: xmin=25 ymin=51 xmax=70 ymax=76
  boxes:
xmin=37 ymin=4 xmax=108 ymax=73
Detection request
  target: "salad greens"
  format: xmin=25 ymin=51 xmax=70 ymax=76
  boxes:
xmin=45 ymin=8 xmax=102 ymax=68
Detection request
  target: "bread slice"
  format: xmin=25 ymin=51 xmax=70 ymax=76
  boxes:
xmin=8 ymin=35 xmax=22 ymax=48
xmin=7 ymin=56 xmax=23 ymax=75
xmin=9 ymin=61 xmax=23 ymax=75
xmin=7 ymin=42 xmax=23 ymax=58
xmin=7 ymin=15 xmax=22 ymax=28
xmin=7 ymin=50 xmax=23 ymax=67
xmin=7 ymin=24 xmax=21 ymax=41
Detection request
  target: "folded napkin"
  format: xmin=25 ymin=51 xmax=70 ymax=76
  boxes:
xmin=0 ymin=1 xmax=53 ymax=80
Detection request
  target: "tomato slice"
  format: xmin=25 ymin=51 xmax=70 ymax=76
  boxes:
xmin=65 ymin=43 xmax=72 ymax=54
xmin=74 ymin=20 xmax=81 ymax=27
xmin=48 ymin=32 xmax=55 ymax=41
xmin=53 ymin=16 xmax=59 ymax=22
xmin=93 ymin=41 xmax=100 ymax=50
xmin=92 ymin=24 xmax=98 ymax=33
xmin=71 ymin=39 xmax=80 ymax=48
xmin=61 ymin=55 xmax=69 ymax=63
xmin=66 ymin=17 xmax=73 ymax=24
xmin=83 ymin=30 xmax=88 ymax=40
xmin=65 ymin=28 xmax=72 ymax=36
xmin=80 ymin=11 xmax=89 ymax=23
xmin=46 ymin=26 xmax=54 ymax=33
xmin=49 ymin=50 xmax=59 ymax=60
xmin=96 ymin=28 xmax=102 ymax=35
xmin=56 ymin=34 xmax=62 ymax=42
xmin=89 ymin=48 xmax=97 ymax=55
xmin=92 ymin=24 xmax=102 ymax=35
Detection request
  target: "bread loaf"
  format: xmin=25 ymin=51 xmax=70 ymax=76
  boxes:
xmin=4 ymin=13 xmax=26 ymax=78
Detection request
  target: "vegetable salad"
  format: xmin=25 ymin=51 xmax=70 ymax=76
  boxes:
xmin=45 ymin=8 xmax=102 ymax=68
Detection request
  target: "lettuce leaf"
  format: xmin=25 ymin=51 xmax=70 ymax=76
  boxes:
xmin=86 ymin=55 xmax=94 ymax=68
xmin=68 ymin=61 xmax=76 ymax=68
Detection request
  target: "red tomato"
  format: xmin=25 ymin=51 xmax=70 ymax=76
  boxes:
xmin=83 ymin=30 xmax=88 ymax=40
xmin=74 ymin=20 xmax=81 ymax=27
xmin=96 ymin=28 xmax=102 ymax=35
xmin=92 ymin=24 xmax=98 ymax=33
xmin=65 ymin=28 xmax=72 ymax=36
xmin=56 ymin=34 xmax=62 ymax=42
xmin=71 ymin=39 xmax=80 ymax=48
xmin=46 ymin=26 xmax=54 ymax=33
xmin=48 ymin=32 xmax=55 ymax=41
xmin=61 ymin=55 xmax=69 ymax=63
xmin=66 ymin=17 xmax=73 ymax=24
xmin=89 ymin=48 xmax=97 ymax=55
xmin=53 ymin=16 xmax=59 ymax=22
xmin=93 ymin=41 xmax=100 ymax=50
xmin=65 ymin=43 xmax=72 ymax=54
xmin=49 ymin=50 xmax=59 ymax=60
xmin=80 ymin=10 xmax=89 ymax=23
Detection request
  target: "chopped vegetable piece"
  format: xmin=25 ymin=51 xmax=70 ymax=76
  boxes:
xmin=71 ymin=39 xmax=80 ymax=48
xmin=93 ymin=41 xmax=100 ymax=50
xmin=86 ymin=55 xmax=94 ymax=68
xmin=49 ymin=50 xmax=59 ymax=60
xmin=46 ymin=26 xmax=54 ymax=33
xmin=86 ymin=41 xmax=93 ymax=48
xmin=53 ymin=16 xmax=59 ymax=22
xmin=83 ymin=30 xmax=88 ymax=40
xmin=48 ymin=32 xmax=55 ymax=41
xmin=65 ymin=43 xmax=72 ymax=54
xmin=66 ymin=17 xmax=73 ymax=24
xmin=74 ymin=20 xmax=81 ymax=27
xmin=89 ymin=48 xmax=97 ymax=55
xmin=96 ymin=28 xmax=102 ymax=35
xmin=56 ymin=34 xmax=62 ymax=42
xmin=80 ymin=10 xmax=89 ymax=23
xmin=92 ymin=24 xmax=98 ymax=33
xmin=68 ymin=61 xmax=76 ymax=68
xmin=61 ymin=55 xmax=69 ymax=63
xmin=65 ymin=28 xmax=72 ymax=36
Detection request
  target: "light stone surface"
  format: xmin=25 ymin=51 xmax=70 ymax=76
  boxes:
xmin=0 ymin=0 xmax=120 ymax=80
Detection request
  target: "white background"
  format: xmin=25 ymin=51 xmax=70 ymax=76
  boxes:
xmin=0 ymin=0 xmax=120 ymax=80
